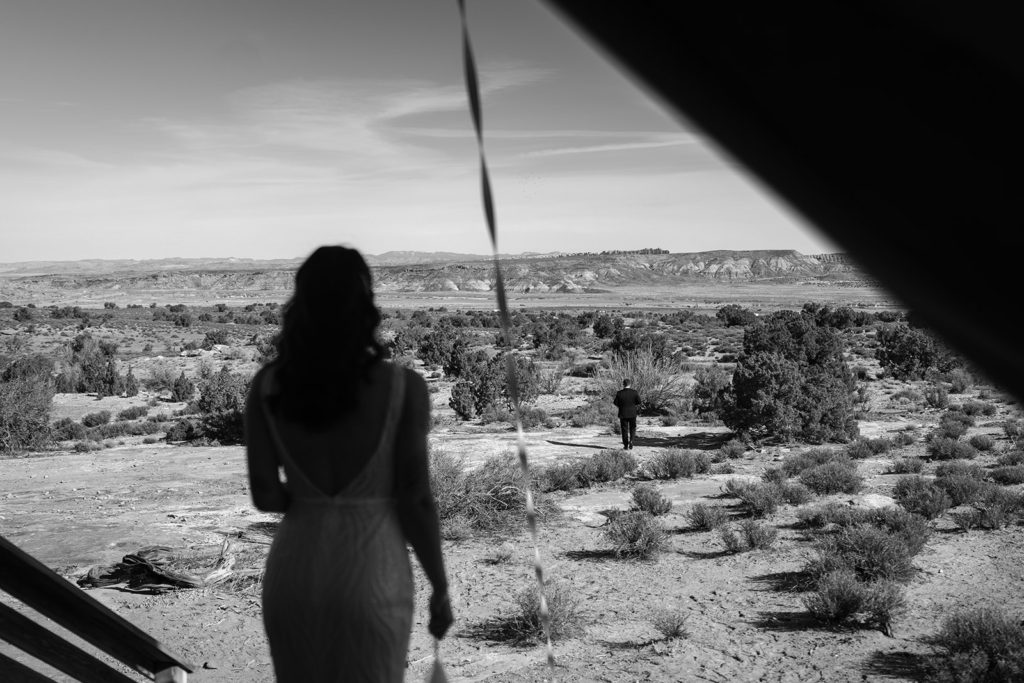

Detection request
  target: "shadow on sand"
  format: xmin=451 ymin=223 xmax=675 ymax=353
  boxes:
xmin=861 ymin=651 xmax=929 ymax=681
xmin=631 ymin=431 xmax=733 ymax=450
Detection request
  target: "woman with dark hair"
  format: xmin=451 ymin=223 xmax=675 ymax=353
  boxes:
xmin=244 ymin=246 xmax=452 ymax=681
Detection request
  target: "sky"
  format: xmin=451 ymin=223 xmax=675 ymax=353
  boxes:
xmin=0 ymin=0 xmax=838 ymax=262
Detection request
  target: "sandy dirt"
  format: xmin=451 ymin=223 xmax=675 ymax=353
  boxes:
xmin=3 ymin=405 xmax=1023 ymax=682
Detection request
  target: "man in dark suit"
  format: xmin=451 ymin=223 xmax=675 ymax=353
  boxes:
xmin=613 ymin=379 xmax=641 ymax=449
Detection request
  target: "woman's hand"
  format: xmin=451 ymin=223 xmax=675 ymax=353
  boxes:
xmin=429 ymin=589 xmax=454 ymax=639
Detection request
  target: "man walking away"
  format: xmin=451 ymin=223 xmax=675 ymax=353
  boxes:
xmin=613 ymin=379 xmax=641 ymax=450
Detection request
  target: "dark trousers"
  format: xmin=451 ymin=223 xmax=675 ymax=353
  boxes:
xmin=620 ymin=418 xmax=636 ymax=448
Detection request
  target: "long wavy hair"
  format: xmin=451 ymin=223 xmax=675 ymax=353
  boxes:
xmin=269 ymin=246 xmax=384 ymax=428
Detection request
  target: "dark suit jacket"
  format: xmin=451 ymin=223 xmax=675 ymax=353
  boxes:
xmin=613 ymin=388 xmax=641 ymax=419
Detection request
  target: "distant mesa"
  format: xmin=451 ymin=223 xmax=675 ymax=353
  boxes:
xmin=0 ymin=249 xmax=864 ymax=303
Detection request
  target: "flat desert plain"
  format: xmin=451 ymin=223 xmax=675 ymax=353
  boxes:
xmin=2 ymin=283 xmax=1023 ymax=682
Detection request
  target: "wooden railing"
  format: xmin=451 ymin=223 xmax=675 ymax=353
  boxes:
xmin=0 ymin=535 xmax=194 ymax=682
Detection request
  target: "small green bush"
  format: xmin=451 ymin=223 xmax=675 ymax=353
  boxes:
xmin=927 ymin=437 xmax=978 ymax=461
xmin=605 ymin=511 xmax=668 ymax=559
xmin=580 ymin=449 xmax=637 ymax=484
xmin=847 ymin=438 xmax=889 ymax=459
xmin=997 ymin=450 xmax=1024 ymax=467
xmin=799 ymin=461 xmax=863 ymax=494
xmin=924 ymin=385 xmax=949 ymax=409
xmin=926 ymin=607 xmax=1024 ymax=683
xmin=738 ymin=518 xmax=777 ymax=550
xmin=51 ymin=417 xmax=86 ymax=441
xmin=719 ymin=527 xmax=744 ymax=554
xmin=893 ymin=476 xmax=952 ymax=519
xmin=687 ymin=503 xmax=729 ymax=530
xmin=735 ymin=482 xmax=783 ymax=518
xmin=807 ymin=525 xmax=917 ymax=583
xmin=117 ymin=406 xmax=149 ymax=421
xmin=935 ymin=461 xmax=985 ymax=479
xmin=958 ymin=400 xmax=995 ymax=417
xmin=990 ymin=466 xmax=1024 ymax=485
xmin=719 ymin=439 xmax=746 ymax=460
xmin=1002 ymin=420 xmax=1024 ymax=439
xmin=81 ymin=410 xmax=111 ymax=428
xmin=968 ymin=434 xmax=995 ymax=451
xmin=651 ymin=608 xmax=689 ymax=640
xmin=648 ymin=449 xmax=710 ymax=479
xmin=891 ymin=457 xmax=924 ymax=474
xmin=781 ymin=448 xmax=841 ymax=477
xmin=511 ymin=580 xmax=584 ymax=643
xmin=778 ymin=481 xmax=814 ymax=505
xmin=893 ymin=431 xmax=916 ymax=447
xmin=631 ymin=484 xmax=672 ymax=516
xmin=936 ymin=476 xmax=988 ymax=507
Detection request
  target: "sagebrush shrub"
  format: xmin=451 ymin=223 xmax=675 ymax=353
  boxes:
xmin=735 ymin=482 xmax=783 ymax=518
xmin=761 ymin=467 xmax=787 ymax=484
xmin=601 ymin=347 xmax=688 ymax=414
xmin=927 ymin=607 xmax=1024 ymax=683
xmin=580 ymin=449 xmax=637 ymax=484
xmin=807 ymin=525 xmax=917 ymax=583
xmin=804 ymin=569 xmax=864 ymax=623
xmin=924 ymin=385 xmax=950 ymax=409
xmin=51 ymin=417 xmax=86 ymax=441
xmin=648 ymin=449 xmax=709 ymax=479
xmin=651 ymin=608 xmax=689 ymax=640
xmin=687 ymin=503 xmax=728 ymax=530
xmin=997 ymin=450 xmax=1024 ymax=467
xmin=891 ymin=457 xmax=924 ymax=474
xmin=719 ymin=439 xmax=747 ymax=460
xmin=935 ymin=461 xmax=985 ymax=480
xmin=846 ymin=439 xmax=874 ymax=459
xmin=968 ymin=434 xmax=995 ymax=451
xmin=117 ymin=405 xmax=148 ymax=421
xmin=893 ymin=431 xmax=916 ymax=447
xmin=936 ymin=475 xmax=988 ymax=507
xmin=796 ymin=502 xmax=854 ymax=529
xmin=631 ymin=484 xmax=672 ymax=516
xmin=927 ymin=437 xmax=978 ymax=461
xmin=81 ymin=410 xmax=111 ymax=428
xmin=799 ymin=461 xmax=863 ymax=495
xmin=719 ymin=527 xmax=744 ymax=554
xmin=893 ymin=476 xmax=952 ymax=519
xmin=990 ymin=466 xmax=1024 ymax=485
xmin=605 ymin=511 xmax=668 ymax=559
xmin=512 ymin=580 xmax=584 ymax=642
xmin=781 ymin=448 xmax=840 ymax=477
xmin=739 ymin=518 xmax=777 ymax=549
xmin=778 ymin=481 xmax=813 ymax=505
xmin=1002 ymin=419 xmax=1024 ymax=439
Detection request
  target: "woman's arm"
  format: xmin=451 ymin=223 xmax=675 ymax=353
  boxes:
xmin=393 ymin=369 xmax=452 ymax=635
xmin=244 ymin=367 xmax=290 ymax=513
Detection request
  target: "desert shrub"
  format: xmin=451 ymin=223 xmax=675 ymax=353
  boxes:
xmin=924 ymin=384 xmax=950 ymax=409
xmin=997 ymin=450 xmax=1024 ymax=467
xmin=647 ymin=449 xmax=710 ymax=479
xmin=449 ymin=352 xmax=540 ymax=418
xmin=968 ymin=434 xmax=995 ymax=451
xmin=537 ymin=366 xmax=564 ymax=395
xmin=796 ymin=502 xmax=858 ymax=529
xmin=651 ymin=608 xmax=689 ymax=640
xmin=846 ymin=439 xmax=874 ymax=459
xmin=1003 ymin=419 xmax=1024 ymax=439
xmin=738 ymin=518 xmax=777 ymax=549
xmin=804 ymin=569 xmax=906 ymax=633
xmin=190 ymin=367 xmax=250 ymax=444
xmin=428 ymin=448 xmax=468 ymax=530
xmin=117 ymin=406 xmax=149 ymax=421
xmin=511 ymin=580 xmax=584 ymax=642
xmin=947 ymin=368 xmax=972 ymax=394
xmin=781 ymin=448 xmax=841 ymax=477
xmin=936 ymin=475 xmax=987 ymax=507
xmin=566 ymin=398 xmax=618 ymax=429
xmin=723 ymin=312 xmax=858 ymax=442
xmin=631 ymin=484 xmax=672 ymax=516
xmin=165 ymin=418 xmax=203 ymax=442
xmin=580 ymin=449 xmax=637 ymax=484
xmin=927 ymin=437 xmax=978 ymax=461
xmin=969 ymin=488 xmax=1024 ymax=530
xmin=958 ymin=400 xmax=995 ymax=417
xmin=73 ymin=440 xmax=103 ymax=453
xmin=170 ymin=372 xmax=195 ymax=402
xmin=52 ymin=417 xmax=87 ymax=441
xmin=761 ymin=466 xmax=787 ymax=484
xmin=659 ymin=414 xmax=679 ymax=426
xmin=799 ymin=461 xmax=863 ymax=495
xmin=719 ymin=527 xmax=744 ymax=554
xmin=81 ymin=410 xmax=112 ymax=428
xmin=893 ymin=476 xmax=952 ymax=519
xmin=735 ymin=482 xmax=783 ymax=518
xmin=778 ymin=481 xmax=814 ymax=505
xmin=719 ymin=439 xmax=746 ymax=460
xmin=807 ymin=525 xmax=917 ymax=583
xmin=93 ymin=420 xmax=162 ymax=439
xmin=600 ymin=347 xmax=688 ymax=414
xmin=691 ymin=364 xmax=732 ymax=417
xmin=605 ymin=511 xmax=668 ymax=558
xmin=687 ymin=503 xmax=729 ymax=530
xmin=891 ymin=457 xmax=924 ymax=474
xmin=933 ymin=418 xmax=969 ymax=440
xmin=935 ymin=461 xmax=985 ymax=480
xmin=716 ymin=304 xmax=757 ymax=327
xmin=537 ymin=461 xmax=586 ymax=493
xmin=926 ymin=607 xmax=1024 ymax=683
xmin=893 ymin=431 xmax=916 ymax=447
xmin=876 ymin=324 xmax=959 ymax=380
xmin=990 ymin=466 xmax=1024 ymax=485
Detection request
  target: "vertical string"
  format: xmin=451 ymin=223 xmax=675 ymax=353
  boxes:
xmin=456 ymin=0 xmax=555 ymax=677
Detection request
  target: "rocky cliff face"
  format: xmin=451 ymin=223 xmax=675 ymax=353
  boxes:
xmin=0 ymin=250 xmax=864 ymax=303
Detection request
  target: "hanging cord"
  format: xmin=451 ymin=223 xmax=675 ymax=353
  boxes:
xmin=455 ymin=0 xmax=555 ymax=677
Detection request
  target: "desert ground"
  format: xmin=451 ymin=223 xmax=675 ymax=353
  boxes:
xmin=1 ymin=284 xmax=1022 ymax=682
